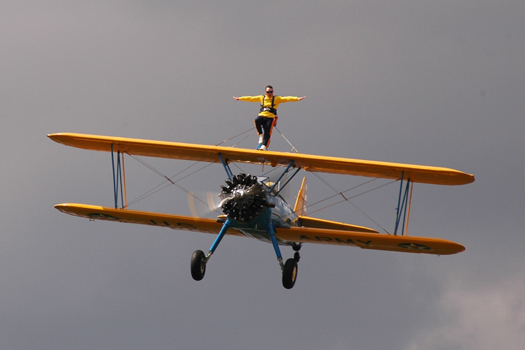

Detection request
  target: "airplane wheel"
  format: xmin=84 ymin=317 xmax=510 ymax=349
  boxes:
xmin=191 ymin=250 xmax=206 ymax=281
xmin=282 ymin=258 xmax=298 ymax=289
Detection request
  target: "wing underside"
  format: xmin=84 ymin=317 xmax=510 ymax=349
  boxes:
xmin=48 ymin=133 xmax=474 ymax=185
xmin=55 ymin=203 xmax=465 ymax=255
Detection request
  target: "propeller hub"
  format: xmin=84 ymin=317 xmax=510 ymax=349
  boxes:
xmin=220 ymin=173 xmax=268 ymax=223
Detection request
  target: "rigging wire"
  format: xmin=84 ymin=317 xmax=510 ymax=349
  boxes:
xmin=306 ymin=177 xmax=380 ymax=209
xmin=229 ymin=132 xmax=254 ymax=149
xmin=121 ymin=128 xmax=396 ymax=233
xmin=228 ymin=126 xmax=395 ymax=232
xmin=310 ymin=171 xmax=341 ymax=194
xmin=125 ymin=154 xmax=217 ymax=208
xmin=274 ymin=127 xmax=300 ymax=153
xmin=304 ymin=179 xmax=397 ymax=234
xmin=273 ymin=126 xmax=395 ymax=233
xmin=123 ymin=126 xmax=258 ymax=209
xmin=215 ymin=127 xmax=253 ymax=146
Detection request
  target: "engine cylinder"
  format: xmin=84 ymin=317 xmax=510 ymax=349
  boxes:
xmin=220 ymin=173 xmax=268 ymax=222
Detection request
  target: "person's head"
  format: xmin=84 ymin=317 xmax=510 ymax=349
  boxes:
xmin=265 ymin=85 xmax=274 ymax=96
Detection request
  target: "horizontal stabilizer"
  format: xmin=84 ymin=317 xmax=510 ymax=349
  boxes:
xmin=298 ymin=216 xmax=378 ymax=233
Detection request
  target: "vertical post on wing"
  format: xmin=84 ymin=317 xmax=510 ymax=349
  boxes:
xmin=400 ymin=181 xmax=411 ymax=235
xmin=405 ymin=182 xmax=414 ymax=236
xmin=122 ymin=152 xmax=128 ymax=208
xmin=394 ymin=173 xmax=412 ymax=236
xmin=110 ymin=144 xmax=126 ymax=209
xmin=395 ymin=172 xmax=404 ymax=232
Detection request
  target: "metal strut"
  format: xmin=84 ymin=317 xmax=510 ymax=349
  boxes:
xmin=394 ymin=172 xmax=412 ymax=236
xmin=111 ymin=145 xmax=127 ymax=209
xmin=268 ymin=223 xmax=284 ymax=269
xmin=218 ymin=153 xmax=233 ymax=181
xmin=206 ymin=217 xmax=234 ymax=260
xmin=270 ymin=160 xmax=296 ymax=193
xmin=275 ymin=167 xmax=301 ymax=196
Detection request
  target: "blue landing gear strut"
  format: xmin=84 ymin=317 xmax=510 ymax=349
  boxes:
xmin=267 ymin=223 xmax=284 ymax=269
xmin=268 ymin=224 xmax=300 ymax=289
xmin=190 ymin=217 xmax=234 ymax=281
xmin=191 ymin=218 xmax=301 ymax=289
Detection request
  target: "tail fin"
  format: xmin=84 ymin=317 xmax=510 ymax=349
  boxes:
xmin=293 ymin=177 xmax=307 ymax=216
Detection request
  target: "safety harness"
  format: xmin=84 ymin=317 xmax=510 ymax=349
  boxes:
xmin=260 ymin=96 xmax=277 ymax=115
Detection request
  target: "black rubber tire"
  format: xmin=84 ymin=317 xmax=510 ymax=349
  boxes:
xmin=191 ymin=250 xmax=206 ymax=281
xmin=282 ymin=258 xmax=298 ymax=289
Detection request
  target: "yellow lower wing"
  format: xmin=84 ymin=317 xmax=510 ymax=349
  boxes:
xmin=55 ymin=204 xmax=464 ymax=255
xmin=54 ymin=203 xmax=242 ymax=236
xmin=276 ymin=226 xmax=464 ymax=255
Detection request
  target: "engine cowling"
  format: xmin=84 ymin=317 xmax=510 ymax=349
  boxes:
xmin=220 ymin=173 xmax=268 ymax=223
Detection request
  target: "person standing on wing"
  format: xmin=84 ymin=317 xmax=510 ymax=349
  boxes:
xmin=233 ymin=85 xmax=305 ymax=150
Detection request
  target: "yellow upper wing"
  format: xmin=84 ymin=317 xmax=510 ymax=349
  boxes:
xmin=55 ymin=203 xmax=465 ymax=255
xmin=48 ymin=133 xmax=474 ymax=185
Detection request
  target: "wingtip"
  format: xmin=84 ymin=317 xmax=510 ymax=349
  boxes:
xmin=47 ymin=133 xmax=62 ymax=142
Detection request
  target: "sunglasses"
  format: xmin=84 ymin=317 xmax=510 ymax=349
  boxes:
xmin=266 ymin=90 xmax=273 ymax=94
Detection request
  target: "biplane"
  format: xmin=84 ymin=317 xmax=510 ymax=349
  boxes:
xmin=48 ymin=133 xmax=474 ymax=289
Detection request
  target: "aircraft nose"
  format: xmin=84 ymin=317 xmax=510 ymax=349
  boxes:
xmin=220 ymin=173 xmax=268 ymax=223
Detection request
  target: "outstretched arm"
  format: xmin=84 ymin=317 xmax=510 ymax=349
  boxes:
xmin=233 ymin=96 xmax=262 ymax=102
xmin=277 ymin=96 xmax=306 ymax=104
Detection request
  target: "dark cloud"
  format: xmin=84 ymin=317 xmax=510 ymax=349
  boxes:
xmin=1 ymin=1 xmax=524 ymax=349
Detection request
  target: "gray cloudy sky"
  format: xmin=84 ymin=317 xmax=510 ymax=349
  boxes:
xmin=2 ymin=1 xmax=525 ymax=349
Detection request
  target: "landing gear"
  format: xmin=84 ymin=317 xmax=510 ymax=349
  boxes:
xmin=292 ymin=242 xmax=301 ymax=263
xmin=282 ymin=243 xmax=302 ymax=289
xmin=191 ymin=171 xmax=305 ymax=288
xmin=191 ymin=217 xmax=233 ymax=282
xmin=190 ymin=250 xmax=206 ymax=281
xmin=282 ymin=258 xmax=298 ymax=289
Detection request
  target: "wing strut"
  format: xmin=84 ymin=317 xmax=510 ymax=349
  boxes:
xmin=394 ymin=172 xmax=412 ymax=236
xmin=218 ymin=153 xmax=233 ymax=181
xmin=111 ymin=145 xmax=127 ymax=209
xmin=276 ymin=167 xmax=301 ymax=196
xmin=269 ymin=160 xmax=298 ymax=193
